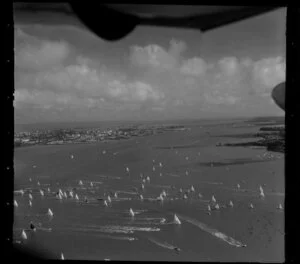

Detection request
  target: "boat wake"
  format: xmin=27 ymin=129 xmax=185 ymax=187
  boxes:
xmin=148 ymin=237 xmax=181 ymax=253
xmin=64 ymin=225 xmax=160 ymax=234
xmin=176 ymin=214 xmax=246 ymax=248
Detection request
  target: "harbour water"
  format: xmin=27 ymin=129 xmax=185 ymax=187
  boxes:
xmin=13 ymin=119 xmax=284 ymax=261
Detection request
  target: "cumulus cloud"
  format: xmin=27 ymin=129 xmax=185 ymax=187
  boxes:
xmin=15 ymin=28 xmax=70 ymax=70
xmin=14 ymin=30 xmax=165 ymax=117
xmin=14 ymin=28 xmax=285 ymax=122
xmin=252 ymin=56 xmax=286 ymax=95
xmin=129 ymin=39 xmax=186 ymax=70
xmin=130 ymin=44 xmax=177 ymax=70
xmin=218 ymin=57 xmax=239 ymax=76
xmin=180 ymin=57 xmax=207 ymax=76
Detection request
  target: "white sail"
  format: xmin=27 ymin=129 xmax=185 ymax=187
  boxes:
xmin=48 ymin=208 xmax=54 ymax=217
xmin=212 ymin=195 xmax=216 ymax=203
xmin=129 ymin=208 xmax=135 ymax=217
xmin=21 ymin=230 xmax=27 ymax=240
xmin=174 ymin=214 xmax=181 ymax=225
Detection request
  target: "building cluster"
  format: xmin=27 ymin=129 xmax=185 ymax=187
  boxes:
xmin=14 ymin=124 xmax=186 ymax=147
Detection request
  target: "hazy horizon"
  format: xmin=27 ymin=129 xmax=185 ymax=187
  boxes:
xmin=14 ymin=6 xmax=286 ymax=124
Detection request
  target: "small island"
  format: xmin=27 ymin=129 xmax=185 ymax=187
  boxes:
xmin=216 ymin=117 xmax=285 ymax=153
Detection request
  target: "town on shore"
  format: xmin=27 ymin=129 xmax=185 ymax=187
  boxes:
xmin=14 ymin=124 xmax=187 ymax=147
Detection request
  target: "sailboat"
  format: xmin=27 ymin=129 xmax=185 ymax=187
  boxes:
xmin=259 ymin=185 xmax=265 ymax=198
xmin=48 ymin=208 xmax=54 ymax=217
xmin=129 ymin=208 xmax=135 ymax=217
xmin=21 ymin=230 xmax=27 ymax=240
xmin=174 ymin=214 xmax=181 ymax=225
xmin=211 ymin=195 xmax=216 ymax=203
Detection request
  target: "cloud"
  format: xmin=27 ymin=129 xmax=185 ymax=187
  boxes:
xmin=203 ymin=56 xmax=285 ymax=105
xmin=218 ymin=57 xmax=239 ymax=76
xmin=204 ymin=93 xmax=240 ymax=105
xmin=129 ymin=39 xmax=186 ymax=70
xmin=180 ymin=57 xmax=207 ymax=76
xmin=14 ymin=28 xmax=285 ymax=122
xmin=14 ymin=34 xmax=165 ymax=114
xmin=107 ymin=80 xmax=164 ymax=103
xmin=15 ymin=28 xmax=70 ymax=70
xmin=130 ymin=40 xmax=285 ymax=110
xmin=252 ymin=56 xmax=286 ymax=94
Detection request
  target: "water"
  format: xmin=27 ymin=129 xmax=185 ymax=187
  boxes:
xmin=13 ymin=120 xmax=284 ymax=261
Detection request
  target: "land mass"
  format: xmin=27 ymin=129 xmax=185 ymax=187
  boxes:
xmin=216 ymin=122 xmax=285 ymax=153
xmin=14 ymin=124 xmax=187 ymax=148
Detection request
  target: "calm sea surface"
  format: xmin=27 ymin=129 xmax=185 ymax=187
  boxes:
xmin=13 ymin=120 xmax=284 ymax=261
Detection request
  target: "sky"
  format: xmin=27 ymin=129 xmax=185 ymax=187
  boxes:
xmin=14 ymin=7 xmax=286 ymax=124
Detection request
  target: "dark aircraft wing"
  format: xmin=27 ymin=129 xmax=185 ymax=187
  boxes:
xmin=14 ymin=3 xmax=279 ymax=40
